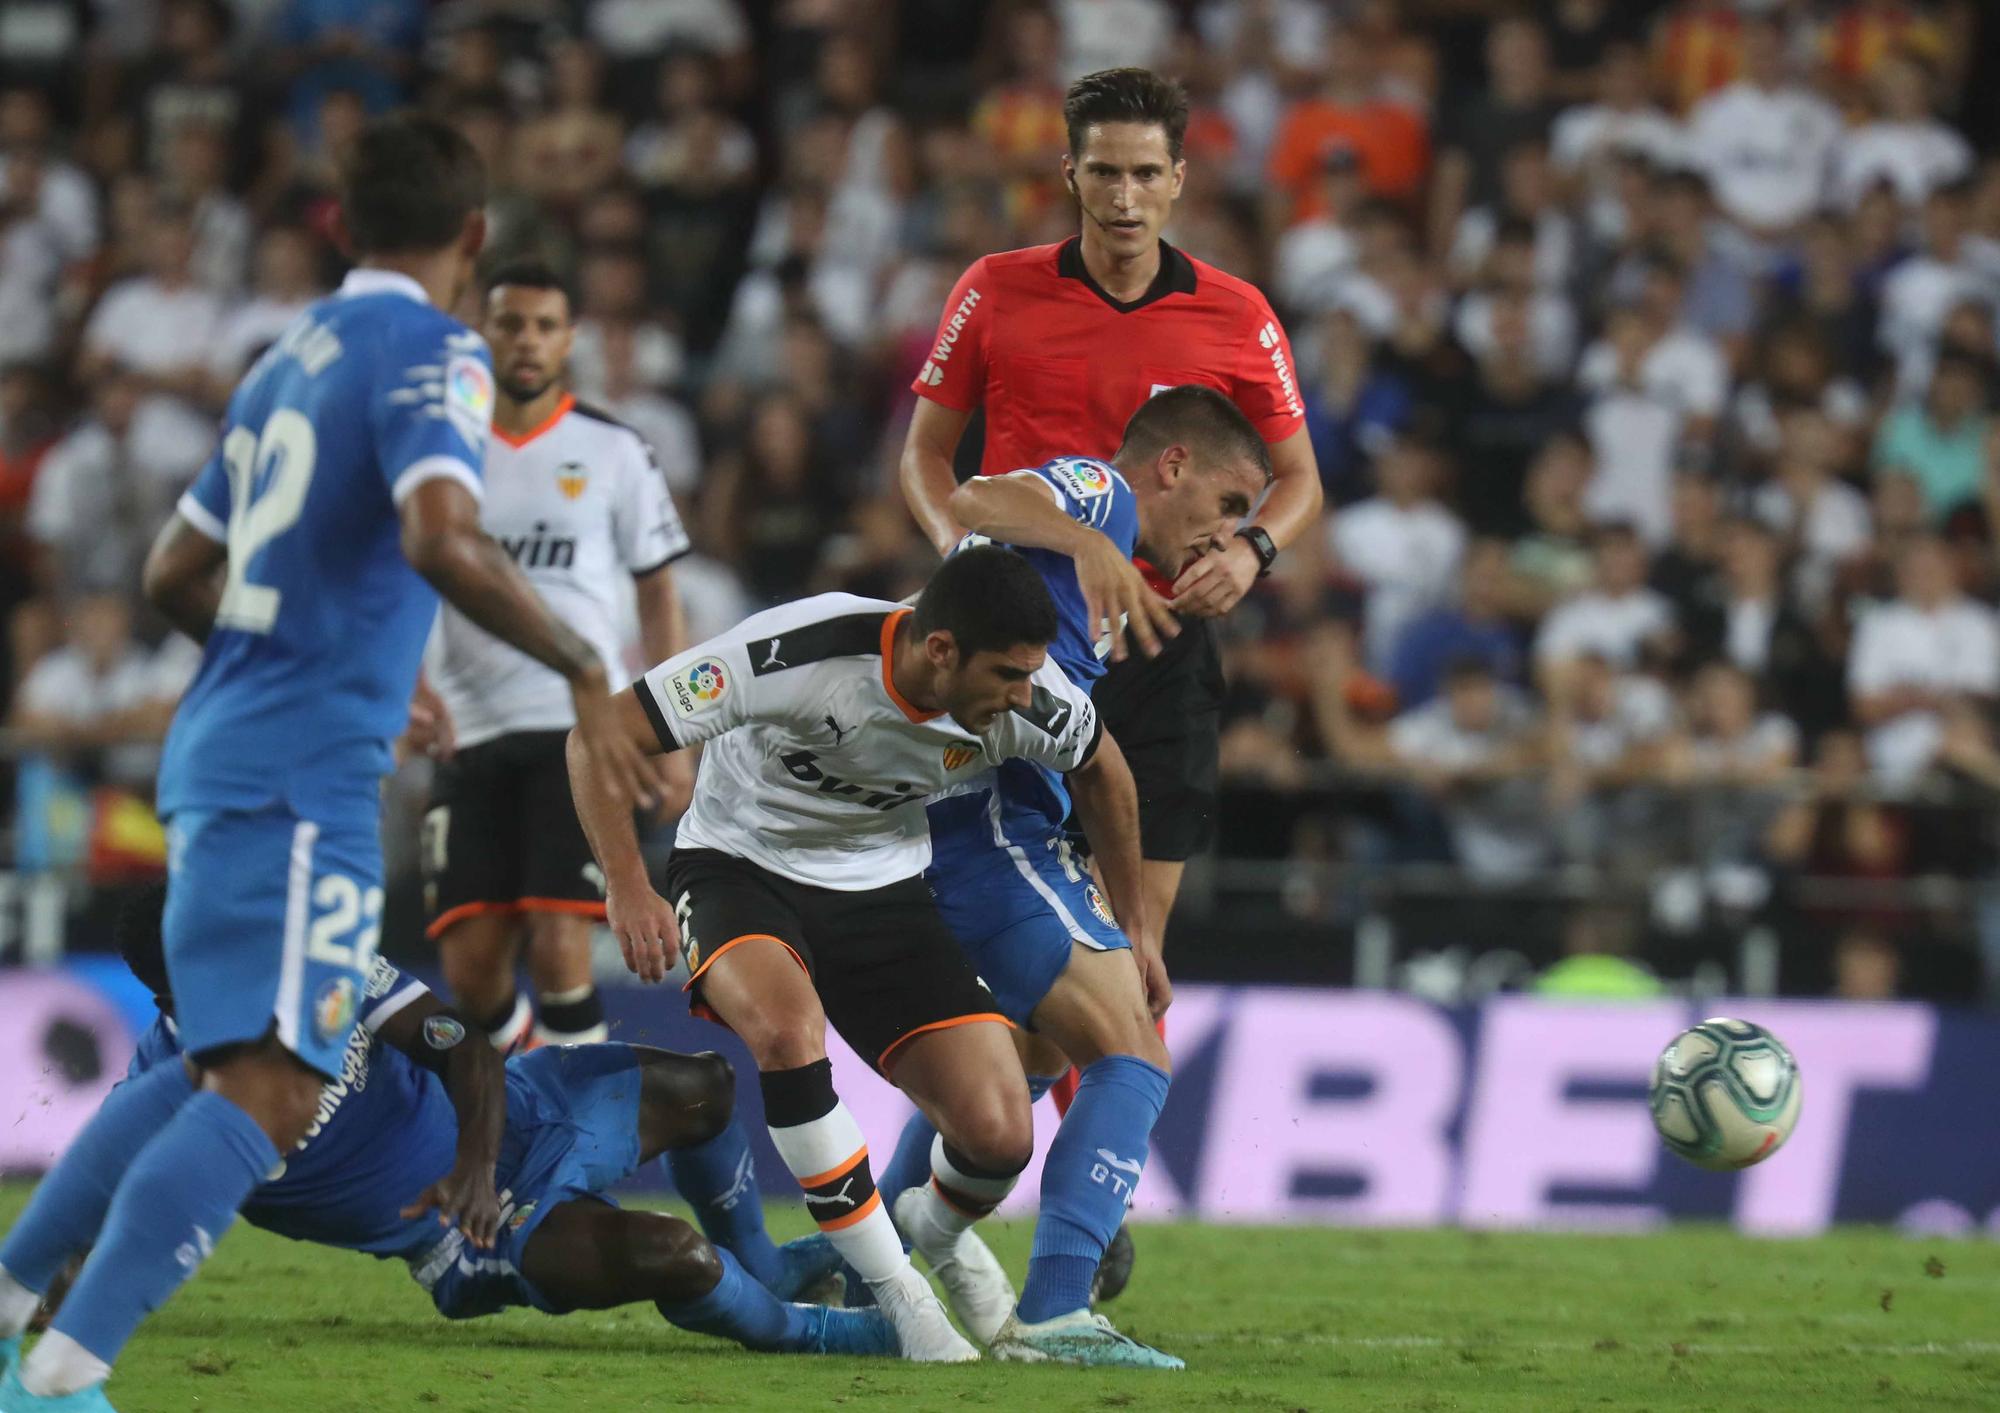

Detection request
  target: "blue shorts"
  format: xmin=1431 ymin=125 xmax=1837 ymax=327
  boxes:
xmin=164 ymin=806 xmax=383 ymax=1079
xmin=418 ymin=1044 xmax=646 ymax=1319
xmin=925 ymin=795 xmax=1129 ymax=1027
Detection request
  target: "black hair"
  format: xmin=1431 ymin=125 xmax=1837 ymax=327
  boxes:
xmin=483 ymin=256 xmax=575 ymax=313
xmin=1063 ymin=67 xmax=1189 ymax=163
xmin=115 ymin=882 xmax=172 ymax=1004
xmin=913 ymin=545 xmax=1060 ymax=660
xmin=1115 ymin=384 xmax=1273 ymax=485
xmin=339 ymin=112 xmax=487 ymax=256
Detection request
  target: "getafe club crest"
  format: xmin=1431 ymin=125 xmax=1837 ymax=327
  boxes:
xmin=554 ymin=460 xmax=588 ymax=500
xmin=313 ymin=976 xmax=357 ymax=1043
xmin=1086 ymin=883 xmax=1116 ymax=928
xmin=942 ymin=744 xmax=979 ymax=771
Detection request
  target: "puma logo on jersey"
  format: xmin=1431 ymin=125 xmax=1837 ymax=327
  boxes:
xmin=824 ymin=714 xmax=849 ymax=745
xmin=802 ymin=1178 xmax=860 ymax=1210
xmin=762 ymin=639 xmax=787 ymax=670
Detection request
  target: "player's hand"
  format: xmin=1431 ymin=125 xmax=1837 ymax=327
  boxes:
xmin=608 ymin=883 xmax=680 ymax=983
xmin=1135 ymin=938 xmax=1173 ymax=1020
xmin=570 ymin=677 xmax=656 ymax=811
xmin=401 ymin=1160 xmax=503 ymax=1249
xmin=1074 ymin=531 xmax=1177 ymax=661
xmin=642 ymin=750 xmax=694 ymax=825
xmin=401 ymin=675 xmax=456 ymax=763
xmin=1171 ymin=537 xmax=1260 ymax=619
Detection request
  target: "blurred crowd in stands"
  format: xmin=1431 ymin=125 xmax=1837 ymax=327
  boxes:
xmin=2 ymin=0 xmax=1999 ymax=999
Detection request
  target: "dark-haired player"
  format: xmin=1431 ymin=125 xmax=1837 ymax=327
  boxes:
xmin=899 ymin=66 xmax=1324 ymax=1308
xmin=567 ymin=547 xmax=1139 ymax=1363
xmin=16 ymin=888 xmax=887 ymax=1364
xmin=0 ymin=113 xmax=652 ymax=1411
xmin=882 ymin=387 xmax=1268 ymax=1369
xmin=423 ymin=260 xmax=691 ymax=1055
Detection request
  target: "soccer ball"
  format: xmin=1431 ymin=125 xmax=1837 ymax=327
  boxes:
xmin=1648 ymin=1018 xmax=1802 ymax=1171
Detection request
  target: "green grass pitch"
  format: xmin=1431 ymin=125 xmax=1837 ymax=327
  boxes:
xmin=4 ymin=1187 xmax=1997 ymax=1412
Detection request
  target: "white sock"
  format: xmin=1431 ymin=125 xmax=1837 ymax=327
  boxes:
xmin=486 ymin=994 xmax=534 ymax=1053
xmin=766 ymin=1102 xmax=907 ymax=1285
xmin=0 ymin=1265 xmax=40 ymax=1339
xmin=21 ymin=1330 xmax=109 ymax=1398
xmin=918 ymin=1134 xmax=1020 ymax=1241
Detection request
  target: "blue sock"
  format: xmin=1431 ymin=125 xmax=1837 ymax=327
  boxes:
xmin=48 ymin=1090 xmax=277 ymax=1365
xmin=0 ymin=1061 xmax=196 ymax=1304
xmin=657 ymin=1245 xmax=807 ymax=1352
xmin=1017 ymin=1055 xmax=1168 ymax=1324
xmin=665 ymin=1120 xmax=786 ymax=1288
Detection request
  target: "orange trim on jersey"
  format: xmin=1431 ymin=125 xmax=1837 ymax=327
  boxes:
xmin=515 ymin=897 xmax=609 ymax=920
xmin=878 ymin=608 xmax=942 ymax=723
xmin=491 ymin=392 xmax=575 ymax=448
xmin=798 ymin=1145 xmax=870 ymax=1190
xmin=815 ymin=1189 xmax=883 ymax=1232
xmin=877 ymin=1012 xmax=1014 ymax=1071
xmin=426 ymin=900 xmax=517 ymax=941
xmin=681 ymin=932 xmax=809 ymax=992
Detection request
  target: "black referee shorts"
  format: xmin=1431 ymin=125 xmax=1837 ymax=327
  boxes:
xmin=663 ymin=847 xmax=1010 ymax=1073
xmin=1081 ymin=615 xmax=1225 ymax=862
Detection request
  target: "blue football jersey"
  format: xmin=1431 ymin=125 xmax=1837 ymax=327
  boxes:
xmin=129 ymin=957 xmax=460 ymax=1256
xmin=158 ymin=269 xmax=493 ymax=823
xmin=944 ymin=456 xmax=1138 ymax=835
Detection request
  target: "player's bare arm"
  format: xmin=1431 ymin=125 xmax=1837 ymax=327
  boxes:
xmin=399 ymin=475 xmax=652 ymax=808
xmin=949 ymin=472 xmax=1177 ymax=660
xmin=381 ymin=993 xmax=506 ymax=1249
xmin=899 ymin=397 xmax=976 ymax=555
xmin=140 ymin=513 xmax=228 ymax=643
xmin=633 ymin=563 xmax=694 ymax=820
xmin=1172 ymin=425 xmax=1322 ymax=618
xmin=564 ymin=688 xmax=680 ymax=983
xmin=1064 ymin=730 xmax=1168 ymax=1017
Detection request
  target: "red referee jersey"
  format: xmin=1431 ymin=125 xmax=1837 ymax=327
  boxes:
xmin=912 ymin=237 xmax=1305 ymax=479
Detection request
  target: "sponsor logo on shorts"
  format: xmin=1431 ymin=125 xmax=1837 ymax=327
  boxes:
xmin=942 ymin=743 xmax=979 ymax=771
xmin=1085 ymin=883 xmax=1116 ymax=928
xmin=313 ymin=976 xmax=357 ymax=1044
xmin=1049 ymin=458 xmax=1113 ymax=501
xmin=554 ymin=459 xmax=588 ymax=500
xmin=667 ymin=658 xmax=729 ymax=718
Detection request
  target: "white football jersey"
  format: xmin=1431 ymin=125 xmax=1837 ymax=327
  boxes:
xmin=636 ymin=593 xmax=1100 ymax=890
xmin=427 ymin=396 xmax=689 ymax=748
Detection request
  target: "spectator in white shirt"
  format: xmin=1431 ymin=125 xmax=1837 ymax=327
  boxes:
xmin=1448 ymin=139 xmax=1577 ymax=294
xmin=205 ymin=224 xmax=325 ymax=402
xmin=1329 ymin=434 xmax=1467 ymax=673
xmin=1578 ymin=264 xmax=1728 ymax=442
xmin=1273 ymin=143 xmax=1364 ymax=316
xmin=1546 ymin=650 xmax=1678 ymax=864
xmin=1877 ymin=179 xmax=2000 ymax=400
xmin=1385 ymin=656 xmax=1550 ymax=883
xmin=1834 ymin=48 xmax=1973 ymax=212
xmin=1848 ymin=535 xmax=2000 ymax=785
xmin=160 ymin=117 xmax=251 ymax=298
xmin=77 ymin=199 xmax=223 ymax=414
xmin=0 ymin=88 xmax=98 ymax=264
xmin=0 ymin=151 xmax=61 ymax=366
xmin=9 ymin=592 xmax=192 ymax=788
xmin=1535 ymin=522 xmax=1678 ymax=678
xmin=1752 ymin=404 xmax=1873 ymax=600
xmin=26 ymin=367 xmax=212 ymax=594
xmin=1551 ymin=40 xmax=1683 ymax=245
xmin=1684 ymin=16 xmax=1840 ymax=240
xmin=1056 ymin=0 xmax=1177 ymax=82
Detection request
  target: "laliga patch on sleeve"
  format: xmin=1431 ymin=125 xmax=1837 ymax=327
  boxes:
xmin=1048 ymin=458 xmax=1114 ymax=501
xmin=443 ymin=353 xmax=494 ymax=442
xmin=666 ymin=658 xmax=730 ymax=719
xmin=422 ymin=1015 xmax=467 ymax=1050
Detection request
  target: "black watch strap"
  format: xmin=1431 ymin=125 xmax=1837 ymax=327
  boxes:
xmin=1236 ymin=525 xmax=1278 ymax=577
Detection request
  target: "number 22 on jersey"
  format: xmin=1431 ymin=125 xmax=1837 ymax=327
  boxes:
xmin=216 ymin=408 xmax=317 ymax=634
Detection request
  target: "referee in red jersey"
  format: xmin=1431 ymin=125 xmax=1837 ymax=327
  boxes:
xmin=899 ymin=66 xmax=1323 ymax=1301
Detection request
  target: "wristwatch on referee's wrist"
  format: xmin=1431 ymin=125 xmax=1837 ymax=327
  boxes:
xmin=1235 ymin=525 xmax=1278 ymax=578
